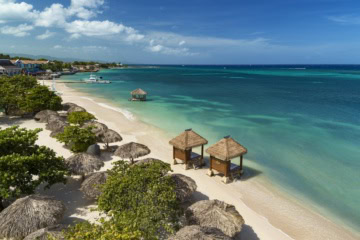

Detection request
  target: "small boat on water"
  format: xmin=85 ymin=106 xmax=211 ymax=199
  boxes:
xmin=84 ymin=74 xmax=111 ymax=84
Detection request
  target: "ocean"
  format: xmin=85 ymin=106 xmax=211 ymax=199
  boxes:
xmin=60 ymin=65 xmax=360 ymax=233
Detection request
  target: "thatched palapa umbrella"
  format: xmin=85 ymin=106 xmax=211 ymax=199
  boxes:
xmin=34 ymin=110 xmax=59 ymax=123
xmin=46 ymin=119 xmax=68 ymax=133
xmin=65 ymin=153 xmax=104 ymax=177
xmin=134 ymin=158 xmax=163 ymax=166
xmin=67 ymin=105 xmax=86 ymax=114
xmin=185 ymin=200 xmax=244 ymax=237
xmin=80 ymin=172 xmax=108 ymax=200
xmin=62 ymin=102 xmax=78 ymax=111
xmin=0 ymin=195 xmax=66 ymax=240
xmin=169 ymin=174 xmax=197 ymax=203
xmin=169 ymin=225 xmax=232 ymax=240
xmin=24 ymin=224 xmax=66 ymax=240
xmin=83 ymin=121 xmax=108 ymax=137
xmin=99 ymin=129 xmax=122 ymax=149
xmin=114 ymin=142 xmax=151 ymax=164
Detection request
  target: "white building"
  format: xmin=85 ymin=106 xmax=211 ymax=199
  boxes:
xmin=0 ymin=59 xmax=21 ymax=76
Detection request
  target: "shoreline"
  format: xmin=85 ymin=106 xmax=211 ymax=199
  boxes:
xmin=1 ymin=77 xmax=357 ymax=239
xmin=55 ymin=79 xmax=359 ymax=240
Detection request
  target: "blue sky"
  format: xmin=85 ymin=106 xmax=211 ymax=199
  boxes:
xmin=1 ymin=0 xmax=360 ymax=64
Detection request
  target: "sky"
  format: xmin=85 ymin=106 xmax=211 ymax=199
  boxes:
xmin=1 ymin=0 xmax=360 ymax=64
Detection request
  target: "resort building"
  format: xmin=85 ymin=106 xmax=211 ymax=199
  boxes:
xmin=11 ymin=59 xmax=48 ymax=75
xmin=169 ymin=129 xmax=208 ymax=169
xmin=206 ymin=136 xmax=247 ymax=183
xmin=130 ymin=88 xmax=147 ymax=101
xmin=0 ymin=59 xmax=22 ymax=76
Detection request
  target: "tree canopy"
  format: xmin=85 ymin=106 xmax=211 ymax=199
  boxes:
xmin=96 ymin=160 xmax=181 ymax=239
xmin=67 ymin=111 xmax=96 ymax=126
xmin=55 ymin=126 xmax=97 ymax=152
xmin=0 ymin=75 xmax=62 ymax=115
xmin=0 ymin=126 xmax=69 ymax=210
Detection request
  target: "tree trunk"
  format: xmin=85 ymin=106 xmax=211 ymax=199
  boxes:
xmin=130 ymin=157 xmax=134 ymax=165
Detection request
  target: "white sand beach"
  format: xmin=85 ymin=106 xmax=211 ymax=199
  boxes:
xmin=1 ymin=80 xmax=358 ymax=240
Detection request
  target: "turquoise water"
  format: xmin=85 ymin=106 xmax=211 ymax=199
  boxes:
xmin=61 ymin=65 xmax=360 ymax=232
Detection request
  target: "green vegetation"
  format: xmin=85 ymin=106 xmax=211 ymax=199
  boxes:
xmin=55 ymin=126 xmax=96 ymax=152
xmin=40 ymin=60 xmax=72 ymax=72
xmin=0 ymin=54 xmax=10 ymax=59
xmin=0 ymin=126 xmax=69 ymax=210
xmin=0 ymin=75 xmax=62 ymax=115
xmin=63 ymin=220 xmax=141 ymax=240
xmin=95 ymin=160 xmax=181 ymax=239
xmin=68 ymin=112 xmax=96 ymax=126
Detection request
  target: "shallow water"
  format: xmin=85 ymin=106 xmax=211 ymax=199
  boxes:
xmin=61 ymin=65 xmax=360 ymax=232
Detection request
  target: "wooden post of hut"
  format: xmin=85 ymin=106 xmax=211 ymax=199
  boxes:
xmin=130 ymin=88 xmax=147 ymax=101
xmin=206 ymin=136 xmax=247 ymax=184
xmin=169 ymin=129 xmax=208 ymax=170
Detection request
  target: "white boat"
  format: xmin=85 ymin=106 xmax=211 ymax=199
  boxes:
xmin=84 ymin=74 xmax=111 ymax=84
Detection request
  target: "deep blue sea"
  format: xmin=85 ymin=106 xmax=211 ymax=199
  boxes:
xmin=61 ymin=65 xmax=360 ymax=232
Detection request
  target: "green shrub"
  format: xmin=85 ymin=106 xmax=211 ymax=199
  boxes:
xmin=97 ymin=160 xmax=180 ymax=239
xmin=55 ymin=126 xmax=96 ymax=152
xmin=0 ymin=126 xmax=69 ymax=210
xmin=67 ymin=111 xmax=96 ymax=126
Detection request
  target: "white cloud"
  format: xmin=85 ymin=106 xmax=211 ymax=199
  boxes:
xmin=327 ymin=15 xmax=360 ymax=25
xmin=0 ymin=23 xmax=33 ymax=37
xmin=0 ymin=20 xmax=6 ymax=24
xmin=146 ymin=39 xmax=196 ymax=56
xmin=179 ymin=40 xmax=186 ymax=46
xmin=34 ymin=4 xmax=68 ymax=27
xmin=68 ymin=0 xmax=104 ymax=19
xmin=36 ymin=30 xmax=55 ymax=40
xmin=0 ymin=0 xmax=36 ymax=21
xmin=82 ymin=45 xmax=108 ymax=50
xmin=65 ymin=20 xmax=131 ymax=37
xmin=53 ymin=45 xmax=62 ymax=49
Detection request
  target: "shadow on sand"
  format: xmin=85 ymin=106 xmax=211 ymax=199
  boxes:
xmin=0 ymin=115 xmax=28 ymax=126
xmin=235 ymin=224 xmax=260 ymax=240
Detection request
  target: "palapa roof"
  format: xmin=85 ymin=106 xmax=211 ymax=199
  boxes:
xmin=206 ymin=136 xmax=247 ymax=161
xmin=169 ymin=174 xmax=197 ymax=203
xmin=169 ymin=129 xmax=208 ymax=150
xmin=24 ymin=224 xmax=66 ymax=240
xmin=0 ymin=195 xmax=65 ymax=240
xmin=131 ymin=88 xmax=147 ymax=95
xmin=83 ymin=121 xmax=108 ymax=137
xmin=114 ymin=142 xmax=151 ymax=160
xmin=65 ymin=153 xmax=104 ymax=175
xmin=185 ymin=199 xmax=244 ymax=238
xmin=169 ymin=225 xmax=232 ymax=240
xmin=34 ymin=110 xmax=59 ymax=123
xmin=99 ymin=129 xmax=122 ymax=144
xmin=80 ymin=172 xmax=108 ymax=200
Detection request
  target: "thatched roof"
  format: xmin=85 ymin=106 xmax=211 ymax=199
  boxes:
xmin=46 ymin=114 xmax=66 ymax=123
xmin=46 ymin=119 xmax=68 ymax=132
xmin=0 ymin=195 xmax=65 ymax=240
xmin=169 ymin=174 xmax=197 ymax=203
xmin=131 ymin=88 xmax=147 ymax=95
xmin=168 ymin=225 xmax=232 ymax=240
xmin=65 ymin=153 xmax=104 ymax=175
xmin=99 ymin=129 xmax=122 ymax=144
xmin=80 ymin=172 xmax=108 ymax=200
xmin=206 ymin=136 xmax=247 ymax=161
xmin=185 ymin=200 xmax=244 ymax=237
xmin=24 ymin=224 xmax=66 ymax=240
xmin=34 ymin=110 xmax=59 ymax=123
xmin=83 ymin=121 xmax=108 ymax=137
xmin=62 ymin=102 xmax=78 ymax=111
xmin=67 ymin=105 xmax=86 ymax=114
xmin=114 ymin=142 xmax=151 ymax=160
xmin=169 ymin=129 xmax=208 ymax=150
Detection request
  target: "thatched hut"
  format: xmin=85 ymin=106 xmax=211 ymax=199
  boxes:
xmin=169 ymin=129 xmax=208 ymax=170
xmin=185 ymin=200 xmax=244 ymax=238
xmin=34 ymin=110 xmax=59 ymax=123
xmin=134 ymin=158 xmax=163 ymax=166
xmin=80 ymin=172 xmax=108 ymax=200
xmin=46 ymin=119 xmax=68 ymax=133
xmin=65 ymin=153 xmax=104 ymax=177
xmin=0 ymin=195 xmax=66 ymax=240
xmin=114 ymin=142 xmax=151 ymax=164
xmin=169 ymin=174 xmax=197 ymax=203
xmin=206 ymin=136 xmax=247 ymax=183
xmin=99 ymin=129 xmax=122 ymax=149
xmin=130 ymin=88 xmax=147 ymax=101
xmin=169 ymin=225 xmax=232 ymax=240
xmin=24 ymin=224 xmax=66 ymax=240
